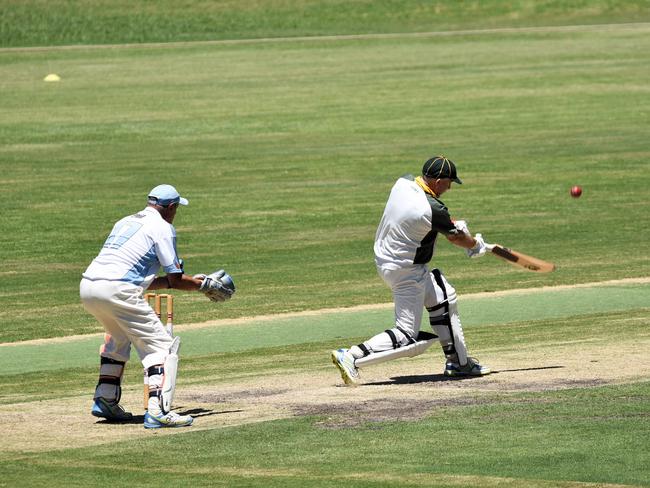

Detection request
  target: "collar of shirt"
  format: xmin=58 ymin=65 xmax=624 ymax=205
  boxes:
xmin=142 ymin=206 xmax=162 ymax=218
xmin=415 ymin=176 xmax=439 ymax=197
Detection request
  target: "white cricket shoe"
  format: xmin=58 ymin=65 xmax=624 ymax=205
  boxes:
xmin=331 ymin=348 xmax=360 ymax=386
xmin=144 ymin=410 xmax=194 ymax=429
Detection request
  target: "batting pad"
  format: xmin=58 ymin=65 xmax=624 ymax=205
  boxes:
xmin=355 ymin=331 xmax=437 ymax=368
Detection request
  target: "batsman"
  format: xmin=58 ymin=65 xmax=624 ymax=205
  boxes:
xmin=332 ymin=156 xmax=491 ymax=385
xmin=80 ymin=184 xmax=235 ymax=428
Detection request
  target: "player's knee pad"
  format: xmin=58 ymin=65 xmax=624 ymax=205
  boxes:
xmin=95 ymin=356 xmax=126 ymax=402
xmin=355 ymin=331 xmax=437 ymax=368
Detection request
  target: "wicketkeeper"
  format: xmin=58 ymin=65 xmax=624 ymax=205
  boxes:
xmin=331 ymin=156 xmax=490 ymax=386
xmin=80 ymin=184 xmax=235 ymax=428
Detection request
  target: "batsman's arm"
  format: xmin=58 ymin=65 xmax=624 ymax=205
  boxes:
xmin=446 ymin=232 xmax=479 ymax=250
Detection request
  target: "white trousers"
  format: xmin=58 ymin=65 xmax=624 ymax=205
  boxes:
xmin=80 ymin=278 xmax=173 ymax=369
xmin=378 ymin=264 xmax=450 ymax=337
xmin=353 ymin=264 xmax=468 ymax=365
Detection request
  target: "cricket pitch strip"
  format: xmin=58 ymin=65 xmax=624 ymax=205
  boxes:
xmin=1 ymin=332 xmax=648 ymax=455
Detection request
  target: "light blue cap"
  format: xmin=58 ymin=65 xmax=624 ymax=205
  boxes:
xmin=148 ymin=184 xmax=189 ymax=206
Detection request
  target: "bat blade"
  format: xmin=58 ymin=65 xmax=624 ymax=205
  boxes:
xmin=488 ymin=244 xmax=555 ymax=273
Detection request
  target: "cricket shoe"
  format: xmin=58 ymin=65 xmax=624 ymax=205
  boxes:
xmin=330 ymin=348 xmax=360 ymax=386
xmin=444 ymin=357 xmax=491 ymax=377
xmin=91 ymin=397 xmax=133 ymax=422
xmin=144 ymin=410 xmax=194 ymax=429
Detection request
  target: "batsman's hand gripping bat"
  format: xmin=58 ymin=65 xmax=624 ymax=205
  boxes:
xmin=486 ymin=243 xmax=555 ymax=273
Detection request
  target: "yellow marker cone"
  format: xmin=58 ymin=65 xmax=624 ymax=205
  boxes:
xmin=44 ymin=74 xmax=61 ymax=82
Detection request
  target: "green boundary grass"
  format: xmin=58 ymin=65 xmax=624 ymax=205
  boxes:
xmin=1 ymin=24 xmax=650 ymax=342
xmin=2 ymin=5 xmax=650 ymax=487
xmin=2 ymin=1 xmax=650 ymax=48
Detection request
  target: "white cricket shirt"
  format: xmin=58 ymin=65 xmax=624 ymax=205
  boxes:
xmin=374 ymin=175 xmax=458 ymax=268
xmin=82 ymin=207 xmax=182 ymax=287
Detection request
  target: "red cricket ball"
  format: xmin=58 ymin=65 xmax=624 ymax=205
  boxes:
xmin=570 ymin=185 xmax=582 ymax=198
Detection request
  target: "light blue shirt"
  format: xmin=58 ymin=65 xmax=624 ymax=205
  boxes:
xmin=83 ymin=207 xmax=182 ymax=287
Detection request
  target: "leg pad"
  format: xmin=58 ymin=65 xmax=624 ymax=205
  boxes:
xmin=355 ymin=332 xmax=437 ymax=368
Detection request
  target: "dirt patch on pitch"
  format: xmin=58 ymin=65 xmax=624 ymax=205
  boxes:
xmin=1 ymin=290 xmax=649 ymax=455
xmin=180 ymin=327 xmax=649 ymax=432
xmin=1 ymin=335 xmax=649 ymax=455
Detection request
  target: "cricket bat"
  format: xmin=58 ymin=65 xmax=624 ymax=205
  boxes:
xmin=486 ymin=243 xmax=555 ymax=273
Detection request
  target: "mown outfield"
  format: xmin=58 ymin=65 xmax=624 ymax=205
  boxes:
xmin=1 ymin=2 xmax=649 ymax=487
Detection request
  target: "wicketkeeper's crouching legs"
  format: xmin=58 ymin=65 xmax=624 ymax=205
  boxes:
xmin=91 ymin=356 xmax=133 ymax=421
xmin=143 ymin=337 xmax=193 ymax=429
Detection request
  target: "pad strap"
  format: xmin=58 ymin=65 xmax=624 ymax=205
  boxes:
xmin=426 ymin=302 xmax=447 ymax=313
xmin=100 ymin=356 xmax=126 ymax=365
xmin=95 ymin=357 xmax=126 ymax=403
xmin=429 ymin=314 xmax=450 ymax=326
xmin=356 ymin=343 xmax=371 ymax=357
xmin=396 ymin=326 xmax=417 ymax=344
xmin=430 ymin=268 xmax=459 ymax=362
xmin=98 ymin=377 xmax=120 ymax=385
xmin=431 ymin=269 xmax=448 ymax=300
xmin=385 ymin=329 xmax=399 ymax=348
xmin=147 ymin=365 xmax=164 ymax=377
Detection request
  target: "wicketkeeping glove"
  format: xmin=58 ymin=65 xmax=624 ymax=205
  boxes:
xmin=198 ymin=270 xmax=236 ymax=302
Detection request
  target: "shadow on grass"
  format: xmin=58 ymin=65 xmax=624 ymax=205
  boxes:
xmin=94 ymin=407 xmax=243 ymax=425
xmin=367 ymin=365 xmax=564 ymax=385
xmin=492 ymin=365 xmax=565 ymax=373
xmin=94 ymin=415 xmax=145 ymax=425
xmin=178 ymin=407 xmax=244 ymax=418
xmin=365 ymin=374 xmax=471 ymax=385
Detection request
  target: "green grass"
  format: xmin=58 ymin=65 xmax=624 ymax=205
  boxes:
xmin=2 ymin=282 xmax=649 ymax=376
xmin=2 ymin=0 xmax=650 ymax=48
xmin=2 ymin=381 xmax=648 ymax=488
xmin=1 ymin=23 xmax=649 ymax=342
xmin=1 ymin=307 xmax=649 ymax=486
xmin=1 ymin=5 xmax=650 ymax=487
xmin=2 ymin=304 xmax=650 ymax=404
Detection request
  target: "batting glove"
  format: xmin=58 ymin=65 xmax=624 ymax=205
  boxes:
xmin=467 ymin=233 xmax=487 ymax=258
xmin=453 ymin=219 xmax=470 ymax=235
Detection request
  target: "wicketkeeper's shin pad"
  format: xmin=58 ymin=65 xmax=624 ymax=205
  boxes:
xmin=161 ymin=353 xmax=178 ymax=413
xmin=147 ymin=353 xmax=178 ymax=414
xmin=94 ymin=356 xmax=126 ymax=403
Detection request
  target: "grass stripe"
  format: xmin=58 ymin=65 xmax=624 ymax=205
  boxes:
xmin=2 ymin=282 xmax=648 ymax=375
xmin=3 ymin=22 xmax=649 ymax=53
